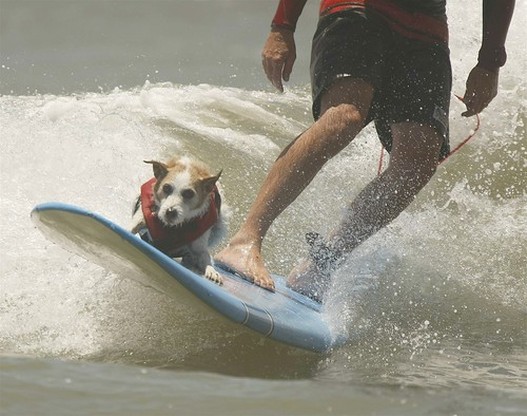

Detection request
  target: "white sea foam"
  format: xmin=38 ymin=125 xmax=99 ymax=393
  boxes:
xmin=1 ymin=2 xmax=526 ymax=414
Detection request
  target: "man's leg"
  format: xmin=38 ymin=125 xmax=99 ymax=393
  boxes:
xmin=288 ymin=121 xmax=444 ymax=300
xmin=215 ymin=78 xmax=374 ymax=290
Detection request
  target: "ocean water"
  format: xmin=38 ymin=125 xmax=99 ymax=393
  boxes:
xmin=1 ymin=1 xmax=526 ymax=415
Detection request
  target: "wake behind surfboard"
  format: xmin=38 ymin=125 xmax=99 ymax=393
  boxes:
xmin=31 ymin=202 xmax=347 ymax=352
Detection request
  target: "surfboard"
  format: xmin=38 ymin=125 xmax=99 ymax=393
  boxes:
xmin=31 ymin=202 xmax=346 ymax=353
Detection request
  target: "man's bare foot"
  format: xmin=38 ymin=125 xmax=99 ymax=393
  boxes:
xmin=214 ymin=237 xmax=275 ymax=291
xmin=287 ymin=258 xmax=330 ymax=303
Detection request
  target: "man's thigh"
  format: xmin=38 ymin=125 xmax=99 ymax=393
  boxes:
xmin=310 ymin=10 xmax=387 ymax=120
xmin=319 ymin=77 xmax=375 ymax=121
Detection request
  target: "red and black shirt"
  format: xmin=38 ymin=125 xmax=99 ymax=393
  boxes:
xmin=271 ymin=0 xmax=514 ymax=70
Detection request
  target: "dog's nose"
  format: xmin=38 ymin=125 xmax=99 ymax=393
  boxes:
xmin=165 ymin=207 xmax=178 ymax=220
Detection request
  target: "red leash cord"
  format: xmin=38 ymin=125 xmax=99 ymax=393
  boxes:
xmin=440 ymin=95 xmax=482 ymax=163
xmin=377 ymin=94 xmax=481 ymax=175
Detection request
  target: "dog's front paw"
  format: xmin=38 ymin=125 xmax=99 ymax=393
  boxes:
xmin=205 ymin=265 xmax=223 ymax=285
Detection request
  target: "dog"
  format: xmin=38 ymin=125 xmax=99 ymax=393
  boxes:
xmin=131 ymin=156 xmax=227 ymax=284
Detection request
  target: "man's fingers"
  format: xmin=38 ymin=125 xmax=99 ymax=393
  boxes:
xmin=262 ymin=55 xmax=284 ymax=92
xmin=462 ymin=94 xmax=490 ymax=117
xmin=283 ymin=55 xmax=295 ymax=82
xmin=262 ymin=59 xmax=274 ymax=88
xmin=261 ymin=29 xmax=296 ymax=92
xmin=462 ymin=94 xmax=477 ymax=117
xmin=271 ymin=61 xmax=285 ymax=92
xmin=461 ymin=66 xmax=499 ymax=117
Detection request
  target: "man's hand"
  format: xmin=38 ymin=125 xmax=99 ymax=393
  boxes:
xmin=262 ymin=27 xmax=296 ymax=92
xmin=462 ymin=66 xmax=499 ymax=117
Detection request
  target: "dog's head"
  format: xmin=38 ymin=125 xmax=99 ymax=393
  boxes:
xmin=145 ymin=157 xmax=221 ymax=227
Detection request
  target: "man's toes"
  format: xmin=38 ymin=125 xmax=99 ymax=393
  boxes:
xmin=254 ymin=276 xmax=275 ymax=292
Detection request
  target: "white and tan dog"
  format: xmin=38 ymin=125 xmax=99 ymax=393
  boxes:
xmin=131 ymin=156 xmax=227 ymax=284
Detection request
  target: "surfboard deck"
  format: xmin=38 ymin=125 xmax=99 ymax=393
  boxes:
xmin=31 ymin=202 xmax=346 ymax=352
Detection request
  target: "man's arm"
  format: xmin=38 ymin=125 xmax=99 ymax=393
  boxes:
xmin=271 ymin=0 xmax=308 ymax=31
xmin=262 ymin=0 xmax=308 ymax=92
xmin=462 ymin=0 xmax=515 ymax=117
xmin=477 ymin=0 xmax=515 ymax=71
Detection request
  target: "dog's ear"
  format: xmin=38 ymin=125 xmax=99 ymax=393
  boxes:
xmin=144 ymin=160 xmax=169 ymax=180
xmin=201 ymin=170 xmax=222 ymax=193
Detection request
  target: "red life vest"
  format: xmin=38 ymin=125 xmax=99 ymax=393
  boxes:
xmin=139 ymin=178 xmax=221 ymax=257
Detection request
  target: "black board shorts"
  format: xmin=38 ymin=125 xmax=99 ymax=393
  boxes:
xmin=310 ymin=10 xmax=452 ymax=159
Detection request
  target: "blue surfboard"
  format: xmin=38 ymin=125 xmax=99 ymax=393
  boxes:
xmin=31 ymin=203 xmax=346 ymax=352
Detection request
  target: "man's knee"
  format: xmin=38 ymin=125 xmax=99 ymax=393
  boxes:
xmin=323 ymin=104 xmax=365 ymax=133
xmin=391 ymin=123 xmax=443 ymax=166
xmin=315 ymin=104 xmax=367 ymax=157
xmin=387 ymin=122 xmax=445 ymax=191
xmin=317 ymin=77 xmax=374 ymax=148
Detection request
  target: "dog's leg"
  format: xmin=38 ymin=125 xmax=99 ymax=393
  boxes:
xmin=186 ymin=235 xmax=223 ymax=285
xmin=130 ymin=198 xmax=146 ymax=234
xmin=203 ymin=264 xmax=222 ymax=284
xmin=181 ymin=252 xmax=222 ymax=284
xmin=201 ymin=254 xmax=223 ymax=285
xmin=208 ymin=212 xmax=228 ymax=249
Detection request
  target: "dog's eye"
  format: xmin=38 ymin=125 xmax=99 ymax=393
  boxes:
xmin=162 ymin=184 xmax=174 ymax=195
xmin=181 ymin=189 xmax=195 ymax=200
